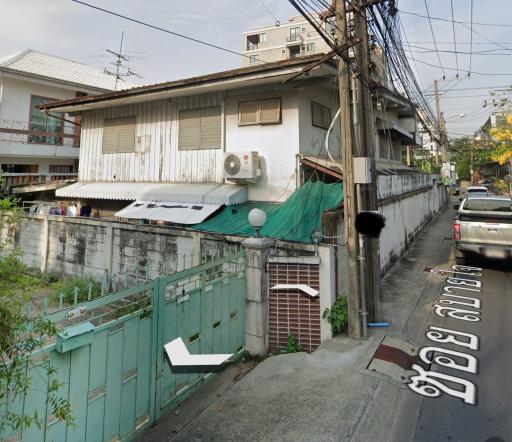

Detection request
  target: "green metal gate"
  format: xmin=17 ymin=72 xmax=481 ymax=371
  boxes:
xmin=1 ymin=252 xmax=245 ymax=442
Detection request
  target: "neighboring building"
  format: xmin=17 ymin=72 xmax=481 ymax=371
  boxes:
xmin=0 ymin=49 xmax=134 ymax=194
xmin=242 ymin=13 xmax=387 ymax=84
xmin=242 ymin=14 xmax=332 ymax=66
xmin=40 ymin=54 xmax=418 ymax=223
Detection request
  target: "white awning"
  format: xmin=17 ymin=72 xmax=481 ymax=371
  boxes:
xmin=56 ymin=182 xmax=248 ymax=205
xmin=115 ymin=200 xmax=221 ymax=225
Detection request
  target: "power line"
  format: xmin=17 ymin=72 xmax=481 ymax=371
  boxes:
xmin=423 ymin=0 xmax=445 ymax=78
xmin=402 ymin=44 xmax=512 ymax=56
xmin=400 ymin=9 xmax=512 ymax=28
xmin=423 ymin=85 xmax=512 ymax=92
xmin=404 ymin=56 xmax=512 ymax=77
xmin=258 ymin=0 xmax=281 ymax=26
xmin=450 ymin=0 xmax=459 ymax=76
xmin=469 ymin=0 xmax=474 ymax=74
xmin=69 ymin=0 xmax=268 ymax=64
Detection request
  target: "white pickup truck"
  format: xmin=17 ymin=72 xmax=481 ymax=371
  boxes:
xmin=453 ymin=196 xmax=512 ymax=264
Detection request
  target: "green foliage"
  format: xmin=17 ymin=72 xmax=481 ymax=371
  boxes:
xmin=323 ymin=296 xmax=348 ymax=334
xmin=52 ymin=276 xmax=102 ymax=305
xmin=285 ymin=332 xmax=302 ymax=353
xmin=494 ymin=179 xmax=510 ymax=194
xmin=0 ymin=185 xmax=74 ymax=434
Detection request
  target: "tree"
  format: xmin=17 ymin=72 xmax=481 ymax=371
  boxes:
xmin=0 ymin=190 xmax=74 ymax=434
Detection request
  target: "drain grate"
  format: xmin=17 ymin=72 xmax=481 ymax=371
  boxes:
xmin=373 ymin=344 xmax=428 ymax=371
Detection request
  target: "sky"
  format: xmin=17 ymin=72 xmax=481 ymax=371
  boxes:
xmin=0 ymin=0 xmax=511 ymax=139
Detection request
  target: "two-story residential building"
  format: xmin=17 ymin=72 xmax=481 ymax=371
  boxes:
xmin=39 ymin=54 xmax=418 ymax=225
xmin=0 ymin=49 xmax=133 ymax=194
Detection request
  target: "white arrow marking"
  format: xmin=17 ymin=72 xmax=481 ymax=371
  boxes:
xmin=164 ymin=338 xmax=233 ymax=373
xmin=271 ymin=284 xmax=319 ymax=297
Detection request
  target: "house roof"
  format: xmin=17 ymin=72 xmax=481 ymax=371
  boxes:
xmin=39 ymin=54 xmax=337 ymax=113
xmin=0 ymin=49 xmax=135 ymax=92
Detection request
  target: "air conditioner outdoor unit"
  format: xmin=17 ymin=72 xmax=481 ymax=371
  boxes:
xmin=223 ymin=151 xmax=260 ymax=180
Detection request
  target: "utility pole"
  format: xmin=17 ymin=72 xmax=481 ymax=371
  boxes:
xmin=353 ymin=0 xmax=381 ymax=325
xmin=434 ymin=79 xmax=447 ymax=163
xmin=336 ymin=0 xmax=362 ymax=339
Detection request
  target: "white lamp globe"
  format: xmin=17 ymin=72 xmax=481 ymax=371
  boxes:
xmin=248 ymin=208 xmax=267 ymax=228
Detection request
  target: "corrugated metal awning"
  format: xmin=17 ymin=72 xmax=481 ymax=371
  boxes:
xmin=55 ymin=182 xmax=248 ymax=205
xmin=115 ymin=200 xmax=221 ymax=225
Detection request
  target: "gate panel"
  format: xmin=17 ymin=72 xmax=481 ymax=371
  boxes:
xmin=156 ymin=252 xmax=245 ymax=415
xmin=268 ymin=261 xmax=321 ymax=353
xmin=1 ymin=253 xmax=244 ymax=442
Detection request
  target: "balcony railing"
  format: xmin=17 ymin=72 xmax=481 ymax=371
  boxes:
xmin=0 ymin=119 xmax=80 ymax=147
xmin=1 ymin=173 xmax=78 ymax=192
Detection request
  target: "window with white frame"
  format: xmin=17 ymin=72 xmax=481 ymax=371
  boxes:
xmin=307 ymin=42 xmax=315 ymax=52
xmin=311 ymin=102 xmax=332 ymax=130
xmin=239 ymin=98 xmax=282 ymax=126
xmin=102 ymin=116 xmax=136 ymax=154
xmin=290 ymin=27 xmax=301 ymax=42
xmin=178 ymin=106 xmax=221 ymax=150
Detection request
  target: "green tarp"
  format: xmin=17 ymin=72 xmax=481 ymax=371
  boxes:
xmin=192 ymin=181 xmax=343 ymax=244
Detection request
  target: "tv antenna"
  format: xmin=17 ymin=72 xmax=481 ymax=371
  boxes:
xmin=104 ymin=31 xmax=142 ymax=90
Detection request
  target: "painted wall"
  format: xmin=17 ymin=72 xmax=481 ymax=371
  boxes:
xmin=225 ymin=89 xmax=300 ymax=201
xmin=336 ymin=174 xmax=446 ymax=295
xmin=0 ymin=75 xmax=81 ymax=160
xmin=298 ymin=85 xmax=340 ymax=161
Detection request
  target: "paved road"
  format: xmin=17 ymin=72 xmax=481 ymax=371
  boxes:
xmin=137 ymin=207 xmax=512 ymax=442
xmin=413 ymin=258 xmax=512 ymax=442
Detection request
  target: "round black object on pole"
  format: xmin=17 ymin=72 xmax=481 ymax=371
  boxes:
xmin=355 ymin=211 xmax=386 ymax=238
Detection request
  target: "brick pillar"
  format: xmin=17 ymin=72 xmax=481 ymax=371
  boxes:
xmin=242 ymin=237 xmax=274 ymax=356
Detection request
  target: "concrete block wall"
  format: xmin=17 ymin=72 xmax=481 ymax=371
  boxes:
xmin=46 ymin=218 xmax=108 ymax=279
xmin=378 ymin=182 xmax=446 ymax=273
xmin=1 ymin=216 xmax=241 ymax=285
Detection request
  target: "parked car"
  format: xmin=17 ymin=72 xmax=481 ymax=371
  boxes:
xmin=459 ymin=185 xmax=489 ymax=201
xmin=453 ymin=196 xmax=512 ymax=264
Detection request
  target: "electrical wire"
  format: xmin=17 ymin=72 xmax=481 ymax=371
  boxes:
xmin=69 ymin=0 xmax=270 ymax=64
xmin=469 ymin=0 xmax=474 ymax=74
xmin=450 ymin=0 xmax=459 ymax=76
xmin=400 ymin=9 xmax=512 ymax=28
xmin=423 ymin=0 xmax=445 ymax=78
xmin=258 ymin=0 xmax=280 ymax=26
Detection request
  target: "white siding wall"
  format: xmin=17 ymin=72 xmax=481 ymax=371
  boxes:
xmin=79 ymin=92 xmax=224 ymax=183
xmin=79 ymin=89 xmax=301 ymax=202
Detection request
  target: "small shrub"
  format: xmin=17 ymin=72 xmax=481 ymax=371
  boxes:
xmin=284 ymin=332 xmax=302 ymax=353
xmin=493 ymin=179 xmax=509 ymax=195
xmin=323 ymin=296 xmax=348 ymax=334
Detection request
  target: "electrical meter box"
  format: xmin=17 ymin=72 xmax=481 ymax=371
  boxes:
xmin=56 ymin=321 xmax=95 ymax=353
xmin=353 ymin=157 xmax=373 ymax=184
